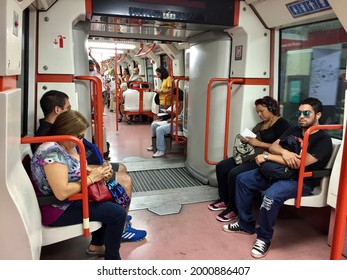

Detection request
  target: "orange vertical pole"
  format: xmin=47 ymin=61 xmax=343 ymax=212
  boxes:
xmin=294 ymin=124 xmax=343 ymax=208
xmin=114 ymin=48 xmax=119 ymax=132
xmin=204 ymin=78 xmax=244 ymax=165
xmin=74 ymin=76 xmax=104 ymax=155
xmin=330 ymin=122 xmax=347 ymax=259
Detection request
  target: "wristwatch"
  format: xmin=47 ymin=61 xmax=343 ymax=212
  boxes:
xmin=263 ymin=152 xmax=269 ymax=161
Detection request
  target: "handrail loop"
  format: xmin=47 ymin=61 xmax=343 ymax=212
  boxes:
xmin=204 ymin=78 xmax=244 ymax=165
xmin=21 ymin=135 xmax=91 ymax=237
xmin=135 ymin=43 xmax=156 ymax=57
xmin=74 ymin=75 xmax=104 ymax=155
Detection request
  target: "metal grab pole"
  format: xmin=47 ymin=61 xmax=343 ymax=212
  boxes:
xmin=204 ymin=78 xmax=244 ymax=165
xmin=75 ymin=75 xmax=104 ymax=155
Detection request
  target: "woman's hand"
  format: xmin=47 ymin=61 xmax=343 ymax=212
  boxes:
xmin=102 ymin=165 xmax=113 ymax=181
xmin=88 ymin=165 xmax=112 ymax=183
xmin=246 ymin=137 xmax=261 ymax=147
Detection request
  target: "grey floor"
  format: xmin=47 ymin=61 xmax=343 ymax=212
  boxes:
xmin=123 ymin=157 xmax=218 ymax=215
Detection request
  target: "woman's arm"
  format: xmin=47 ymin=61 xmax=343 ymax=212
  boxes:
xmin=44 ymin=162 xmax=82 ymax=201
xmin=44 ymin=163 xmax=112 ymax=201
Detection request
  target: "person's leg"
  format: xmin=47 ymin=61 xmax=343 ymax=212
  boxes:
xmin=256 ymin=180 xmax=312 ymax=244
xmin=50 ymin=200 xmax=126 ymax=260
xmin=151 ymin=121 xmax=162 ymax=137
xmin=216 ymin=160 xmax=259 ymax=222
xmin=111 ymin=162 xmax=127 ymax=173
xmin=234 ymin=169 xmax=269 ymax=233
xmin=215 ymin=157 xmax=238 ymax=204
xmin=227 ymin=161 xmax=259 ymax=213
xmin=115 ymin=172 xmax=132 ymax=206
xmin=109 ymin=91 xmax=115 ymax=111
xmin=155 ymin=124 xmax=170 ymax=153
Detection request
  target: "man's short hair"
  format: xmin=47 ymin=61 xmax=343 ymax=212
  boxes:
xmin=40 ymin=90 xmax=69 ymax=117
xmin=300 ymin=97 xmax=323 ymax=114
xmin=89 ymin=59 xmax=94 ymax=65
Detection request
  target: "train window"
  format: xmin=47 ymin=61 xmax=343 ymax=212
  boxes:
xmin=279 ymin=19 xmax=347 ymax=139
xmin=145 ymin=58 xmax=154 ymax=85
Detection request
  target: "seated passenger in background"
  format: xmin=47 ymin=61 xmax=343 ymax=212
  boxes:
xmin=33 ymin=90 xmax=146 ymax=244
xmin=31 ymin=110 xmax=126 ymax=260
xmin=121 ymin=82 xmax=140 ymax=124
xmin=147 ymin=107 xmax=183 ymax=158
xmin=225 ymin=97 xmax=332 ymax=259
xmin=128 ymin=67 xmax=142 ymax=89
xmin=208 ymin=96 xmax=291 ymax=222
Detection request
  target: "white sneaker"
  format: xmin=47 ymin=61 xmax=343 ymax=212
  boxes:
xmin=147 ymin=146 xmax=153 ymax=151
xmin=153 ymin=150 xmax=165 ymax=158
xmin=251 ymin=239 xmax=270 ymax=258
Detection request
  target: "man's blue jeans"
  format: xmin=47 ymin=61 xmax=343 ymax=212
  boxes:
xmin=235 ymin=168 xmax=312 ymax=244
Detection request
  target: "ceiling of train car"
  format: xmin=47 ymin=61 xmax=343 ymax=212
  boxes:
xmin=30 ymin=0 xmax=235 ymax=57
xmin=88 ymin=0 xmax=235 ymax=43
xmin=88 ymin=16 xmax=229 ymax=43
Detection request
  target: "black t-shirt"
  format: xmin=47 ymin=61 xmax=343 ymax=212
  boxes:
xmin=258 ymin=117 xmax=291 ymax=144
xmin=247 ymin=117 xmax=291 ymax=161
xmin=31 ymin=119 xmax=53 ymax=153
xmin=280 ymin=126 xmax=333 ymax=188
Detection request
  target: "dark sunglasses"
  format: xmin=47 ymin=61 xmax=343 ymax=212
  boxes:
xmin=76 ymin=134 xmax=84 ymax=140
xmin=295 ymin=110 xmax=311 ymax=118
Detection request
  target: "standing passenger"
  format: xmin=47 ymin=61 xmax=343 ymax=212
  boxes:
xmin=89 ymin=50 xmax=107 ymax=116
xmin=154 ymin=66 xmax=172 ymax=109
xmin=121 ymin=68 xmax=131 ymax=84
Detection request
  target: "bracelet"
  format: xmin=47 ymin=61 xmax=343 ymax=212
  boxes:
xmin=87 ymin=176 xmax=94 ymax=184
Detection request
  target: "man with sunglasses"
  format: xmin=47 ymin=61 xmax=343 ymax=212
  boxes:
xmin=223 ymin=97 xmax=332 ymax=259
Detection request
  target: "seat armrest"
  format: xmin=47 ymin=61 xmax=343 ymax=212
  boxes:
xmin=311 ymin=169 xmax=332 ymax=178
xmin=37 ymin=195 xmax=66 ymax=206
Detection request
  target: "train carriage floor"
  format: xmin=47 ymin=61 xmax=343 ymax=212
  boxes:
xmin=40 ymin=110 xmax=345 ymax=260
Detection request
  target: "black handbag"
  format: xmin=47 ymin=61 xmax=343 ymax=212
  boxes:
xmin=259 ymin=161 xmax=297 ymax=181
xmin=259 ymin=135 xmax=301 ymax=181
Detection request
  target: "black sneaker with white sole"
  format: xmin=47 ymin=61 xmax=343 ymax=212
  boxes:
xmin=222 ymin=221 xmax=254 ymax=234
xmin=251 ymin=239 xmax=270 ymax=258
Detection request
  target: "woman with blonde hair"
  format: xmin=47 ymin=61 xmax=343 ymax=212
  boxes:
xmin=31 ymin=110 xmax=127 ymax=259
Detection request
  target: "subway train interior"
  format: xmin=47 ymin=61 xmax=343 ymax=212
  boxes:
xmin=1 ymin=0 xmax=347 ymax=261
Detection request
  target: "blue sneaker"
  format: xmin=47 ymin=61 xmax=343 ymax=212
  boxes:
xmin=127 ymin=215 xmax=132 ymax=222
xmin=121 ymin=223 xmax=147 ymax=242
